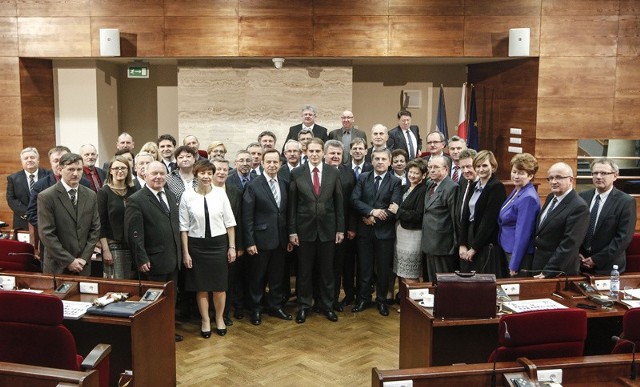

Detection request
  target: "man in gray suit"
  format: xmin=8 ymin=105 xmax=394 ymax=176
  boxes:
xmin=532 ymin=162 xmax=589 ymax=277
xmin=328 ymin=110 xmax=367 ymax=163
xmin=38 ymin=153 xmax=100 ymax=276
xmin=422 ymin=155 xmax=459 ymax=282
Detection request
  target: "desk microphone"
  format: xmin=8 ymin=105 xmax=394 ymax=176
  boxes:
xmin=136 ymin=268 xmax=143 ymax=297
xmin=521 ymin=269 xmax=569 ymax=291
xmin=491 ymin=320 xmax=510 ymax=387
xmin=612 ymin=336 xmax=637 ymax=380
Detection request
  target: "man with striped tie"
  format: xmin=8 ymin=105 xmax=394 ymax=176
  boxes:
xmin=447 ymin=136 xmax=467 ymax=184
xmin=6 ymin=147 xmax=50 ymax=231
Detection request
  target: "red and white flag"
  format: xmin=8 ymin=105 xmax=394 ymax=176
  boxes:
xmin=457 ymin=83 xmax=467 ymax=140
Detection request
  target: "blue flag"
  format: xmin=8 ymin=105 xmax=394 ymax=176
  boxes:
xmin=435 ymin=85 xmax=449 ymax=142
xmin=468 ymin=86 xmax=479 ymax=150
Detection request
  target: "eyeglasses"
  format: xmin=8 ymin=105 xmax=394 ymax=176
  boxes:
xmin=546 ymin=175 xmax=571 ymax=182
xmin=591 ymin=171 xmax=615 ymax=177
xmin=341 ymin=116 xmax=354 ymax=119
xmin=426 ymin=141 xmax=443 ymax=145
xmin=110 ymin=166 xmax=128 ymax=171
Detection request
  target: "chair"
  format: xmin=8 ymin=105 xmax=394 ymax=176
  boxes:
xmin=0 ymin=291 xmax=111 ymax=387
xmin=612 ymin=308 xmax=640 ymax=354
xmin=625 ymin=233 xmax=640 ymax=273
xmin=488 ymin=308 xmax=587 ymax=362
xmin=0 ymin=239 xmax=40 ymax=272
xmin=198 ymin=149 xmax=209 ymax=159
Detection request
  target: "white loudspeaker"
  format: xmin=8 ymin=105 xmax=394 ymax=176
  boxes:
xmin=508 ymin=28 xmax=530 ymax=57
xmin=100 ymin=28 xmax=120 ymax=57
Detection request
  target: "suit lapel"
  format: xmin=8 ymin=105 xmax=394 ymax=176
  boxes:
xmin=375 ymin=174 xmax=391 ymax=200
xmin=56 ymin=183 xmax=77 ymax=221
xmin=259 ymin=176 xmax=278 ymax=208
xmin=594 ymin=189 xmax=616 ymax=233
xmin=539 ymin=193 xmax=570 ymax=231
xmin=145 ymin=187 xmax=169 ymax=216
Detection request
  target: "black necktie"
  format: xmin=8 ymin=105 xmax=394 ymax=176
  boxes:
xmin=541 ymin=197 xmax=558 ymax=224
xmin=157 ymin=191 xmax=170 ymax=215
xmin=585 ymin=195 xmax=601 ymax=251
xmin=374 ymin=176 xmax=382 ymax=193
xmin=204 ymin=196 xmax=212 ymax=238
xmin=68 ymin=189 xmax=77 ymax=208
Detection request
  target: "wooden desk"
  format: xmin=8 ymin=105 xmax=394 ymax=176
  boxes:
xmin=0 ymin=361 xmax=99 ymax=387
xmin=6 ymin=272 xmax=176 ymax=387
xmin=400 ymin=275 xmax=640 ymax=368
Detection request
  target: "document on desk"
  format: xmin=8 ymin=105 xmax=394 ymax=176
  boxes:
xmin=502 ymin=298 xmax=567 ymax=313
xmin=619 ymin=300 xmax=640 ymax=309
xmin=623 ymin=288 xmax=640 ymax=299
xmin=62 ymin=300 xmax=93 ymax=320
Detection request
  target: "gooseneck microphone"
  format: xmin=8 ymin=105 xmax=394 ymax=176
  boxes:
xmin=612 ymin=336 xmax=637 ymax=380
xmin=491 ymin=320 xmax=510 ymax=387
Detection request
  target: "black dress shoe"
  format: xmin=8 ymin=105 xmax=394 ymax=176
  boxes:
xmin=216 ymin=328 xmax=227 ymax=336
xmin=234 ymin=310 xmax=244 ymax=320
xmin=324 ymin=310 xmax=338 ymax=322
xmin=351 ymin=299 xmax=368 ymax=313
xmin=386 ymin=298 xmax=396 ymax=305
xmin=200 ymin=330 xmax=211 ymax=339
xmin=223 ymin=315 xmax=234 ymax=326
xmin=333 ymin=302 xmax=344 ymax=312
xmin=175 ymin=334 xmax=184 ymax=342
xmin=295 ymin=309 xmax=307 ymax=324
xmin=268 ymin=308 xmax=293 ymax=320
xmin=377 ymin=302 xmax=389 ymax=316
xmin=250 ymin=311 xmax=261 ymax=325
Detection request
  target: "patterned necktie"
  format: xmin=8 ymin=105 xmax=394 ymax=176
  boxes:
xmin=89 ymin=169 xmax=101 ymax=191
xmin=157 ymin=191 xmax=170 ymax=215
xmin=28 ymin=174 xmax=35 ymax=190
xmin=406 ymin=130 xmax=415 ymax=159
xmin=585 ymin=195 xmax=601 ymax=251
xmin=270 ymin=178 xmax=280 ymax=206
xmin=313 ymin=167 xmax=320 ymax=196
xmin=452 ymin=166 xmax=459 ymax=182
xmin=241 ymin=176 xmax=248 ymax=188
xmin=68 ymin=189 xmax=77 ymax=208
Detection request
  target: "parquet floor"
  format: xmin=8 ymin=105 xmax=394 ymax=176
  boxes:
xmin=175 ymin=300 xmax=400 ymax=386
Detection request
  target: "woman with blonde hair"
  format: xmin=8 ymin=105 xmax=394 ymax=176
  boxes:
xmin=140 ymin=141 xmax=160 ymax=161
xmin=207 ymin=141 xmax=228 ymax=160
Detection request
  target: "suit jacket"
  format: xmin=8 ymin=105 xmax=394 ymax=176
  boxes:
xmin=455 ymin=178 xmax=472 ymax=235
xmin=421 ymin=177 xmax=458 ymax=255
xmin=459 ymin=175 xmax=507 ymax=251
xmin=37 ymin=182 xmax=100 ymax=275
xmin=6 ymin=168 xmax=50 ymax=230
xmin=328 ymin=127 xmax=367 ymax=163
xmin=225 ymin=183 xmax=244 ymax=251
xmin=498 ymin=182 xmax=541 ymax=272
xmin=243 ymin=174 xmax=288 ymax=250
xmin=285 ymin=123 xmax=329 ymax=146
xmin=579 ymin=187 xmax=636 ymax=274
xmin=27 ymin=174 xmax=91 ymax=227
xmin=84 ymin=166 xmax=107 ymax=191
xmin=350 ymin=171 xmax=403 ymax=239
xmin=396 ymin=182 xmax=427 ymax=230
xmin=336 ymin=164 xmax=357 ymax=233
xmin=277 ymin=163 xmax=298 ymax=185
xmin=226 ymin=170 xmax=251 ymax=192
xmin=387 ymin=125 xmax=422 ymax=157
xmin=125 ymin=187 xmax=182 ymax=276
xmin=288 ymin=162 xmax=345 ymax=242
xmin=344 ymin=161 xmax=373 ymax=178
xmin=532 ymin=190 xmax=589 ymax=276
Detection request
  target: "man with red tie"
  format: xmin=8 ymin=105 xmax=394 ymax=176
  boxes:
xmin=79 ymin=144 xmax=106 ymax=193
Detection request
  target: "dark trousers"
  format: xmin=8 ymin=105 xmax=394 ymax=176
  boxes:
xmin=333 ymin=236 xmax=357 ymax=302
xmin=249 ymin=247 xmax=285 ymax=311
xmin=356 ymin=235 xmax=394 ymax=303
xmin=297 ymin=239 xmax=335 ymax=311
xmin=225 ymin=253 xmax=250 ymax=315
xmin=143 ymin=269 xmax=179 ymax=304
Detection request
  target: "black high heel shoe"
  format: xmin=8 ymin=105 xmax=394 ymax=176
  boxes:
xmin=216 ymin=328 xmax=227 ymax=336
xmin=200 ymin=330 xmax=211 ymax=339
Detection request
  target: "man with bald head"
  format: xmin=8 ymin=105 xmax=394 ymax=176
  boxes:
xmin=365 ymin=124 xmax=389 ymax=163
xmin=532 ymin=162 xmax=589 ymax=278
xmin=328 ymin=110 xmax=367 ymax=163
xmin=80 ymin=144 xmax=106 ymax=192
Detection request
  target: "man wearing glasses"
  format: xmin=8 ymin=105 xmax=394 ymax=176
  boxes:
xmin=423 ymin=131 xmax=452 ymax=169
xmin=328 ymin=110 xmax=367 ymax=164
xmin=532 ymin=162 xmax=589 ymax=278
xmin=578 ymin=158 xmax=636 ymax=274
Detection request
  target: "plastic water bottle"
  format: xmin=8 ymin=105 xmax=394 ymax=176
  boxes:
xmin=610 ymin=264 xmax=620 ymax=298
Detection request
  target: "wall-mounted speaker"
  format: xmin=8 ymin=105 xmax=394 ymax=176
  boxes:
xmin=508 ymin=28 xmax=530 ymax=57
xmin=100 ymin=28 xmax=120 ymax=57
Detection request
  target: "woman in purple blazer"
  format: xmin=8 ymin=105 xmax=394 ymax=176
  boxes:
xmin=498 ymin=153 xmax=541 ymax=277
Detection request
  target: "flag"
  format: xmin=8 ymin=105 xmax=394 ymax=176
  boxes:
xmin=467 ymin=86 xmax=479 ymax=150
xmin=457 ymin=83 xmax=467 ymax=140
xmin=435 ymin=85 xmax=449 ymax=142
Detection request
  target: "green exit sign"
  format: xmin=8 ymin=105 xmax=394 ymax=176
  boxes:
xmin=128 ymin=65 xmax=149 ymax=79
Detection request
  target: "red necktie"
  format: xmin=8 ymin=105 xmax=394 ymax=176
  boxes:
xmin=313 ymin=167 xmax=320 ymax=196
xmin=452 ymin=166 xmax=459 ymax=182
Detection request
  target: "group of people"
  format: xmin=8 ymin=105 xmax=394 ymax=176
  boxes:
xmin=5 ymin=104 xmax=637 ymax=341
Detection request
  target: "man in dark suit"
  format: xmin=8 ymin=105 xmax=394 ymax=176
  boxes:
xmin=351 ymin=148 xmax=403 ymax=316
xmin=102 ymin=132 xmax=135 ymax=171
xmin=422 ymin=131 xmax=453 ymax=169
xmin=6 ymin=147 xmax=50 ymax=230
xmin=158 ymin=134 xmax=178 ymax=173
xmin=79 ymin=144 xmax=107 ymax=192
xmin=288 ymin=138 xmax=344 ymax=323
xmin=387 ymin=110 xmax=421 ymax=160
xmin=227 ymin=150 xmax=253 ymax=191
xmin=328 ymin=110 xmax=367 ymax=163
xmin=38 ymin=153 xmax=100 ymax=276
xmin=579 ymin=158 xmax=637 ymax=274
xmin=133 ymin=152 xmax=154 ymax=190
xmin=365 ymin=124 xmax=390 ymax=163
xmin=533 ymin=162 xmax=590 ymax=277
xmin=183 ymin=134 xmax=208 ymax=161
xmin=455 ymin=149 xmax=477 ymax=237
xmin=278 ymin=139 xmax=302 ymax=184
xmin=243 ymin=149 xmax=292 ymax=325
xmin=283 ymin=105 xmax=329 ymax=153
xmin=421 ymin=156 xmax=458 ymax=282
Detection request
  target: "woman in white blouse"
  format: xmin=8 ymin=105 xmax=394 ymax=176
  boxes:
xmin=179 ymin=160 xmax=237 ymax=338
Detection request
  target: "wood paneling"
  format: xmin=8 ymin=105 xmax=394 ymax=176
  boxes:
xmin=17 ymin=0 xmax=90 ymax=17
xmin=20 ymin=58 xmax=55 ymax=159
xmin=0 ymin=138 xmax=24 ymax=173
xmin=538 ymin=57 xmax=616 ymax=98
xmin=19 ymin=58 xmax=53 ymax=97
xmin=239 ymin=16 xmax=311 ymax=56
xmin=388 ymin=0 xmax=463 ymax=16
xmin=613 ymin=97 xmax=640 ymax=136
xmin=90 ymin=17 xmax=165 ymax=57
xmin=615 ymin=57 xmax=640 ymax=98
xmin=313 ymin=0 xmax=388 ymax=16
xmin=18 ymin=17 xmax=90 ymax=57
xmin=0 ymin=57 xmax=19 ymax=97
xmin=0 ymin=1 xmax=15 ymax=17
xmin=618 ymin=16 xmax=640 ymax=56
xmin=540 ymin=16 xmax=618 ymax=57
xmin=164 ymin=0 xmax=238 ymax=17
xmin=465 ymin=0 xmax=542 ymax=16
xmin=165 ymin=17 xmax=238 ymax=56
xmin=0 ymin=17 xmax=17 ymax=56
xmin=313 ymin=16 xmax=388 ymax=56
xmin=239 ymin=0 xmax=311 ymax=17
xmin=542 ymin=0 xmax=620 ymax=16
xmin=90 ymin=0 xmax=164 ymax=17
xmin=0 ymin=96 xmax=21 ymax=136
xmin=536 ymin=97 xmax=614 ymax=138
xmin=620 ymin=0 xmax=640 ymax=15
xmin=389 ymin=16 xmax=463 ymax=56
xmin=464 ymin=16 xmax=541 ymax=57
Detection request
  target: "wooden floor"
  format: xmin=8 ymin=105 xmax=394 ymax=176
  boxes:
xmin=175 ymin=300 xmax=400 ymax=386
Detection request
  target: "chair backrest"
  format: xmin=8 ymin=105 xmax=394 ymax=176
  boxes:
xmin=625 ymin=233 xmax=640 ymax=273
xmin=198 ymin=149 xmax=208 ymax=159
xmin=0 ymin=291 xmax=80 ymax=370
xmin=488 ymin=308 xmax=587 ymax=362
xmin=0 ymin=239 xmax=39 ymax=272
xmin=612 ymin=308 xmax=640 ymax=354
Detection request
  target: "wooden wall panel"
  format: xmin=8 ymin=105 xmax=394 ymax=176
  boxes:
xmin=164 ymin=0 xmax=238 ymax=17
xmin=620 ymin=0 xmax=640 ymax=15
xmin=20 ymin=58 xmax=55 ymax=157
xmin=18 ymin=17 xmax=90 ymax=57
xmin=465 ymin=0 xmax=542 ymax=16
xmin=613 ymin=56 xmax=640 ymax=137
xmin=0 ymin=97 xmax=21 ymax=136
xmin=540 ymin=16 xmax=618 ymax=56
xmin=239 ymin=0 xmax=311 ymax=17
xmin=536 ymin=97 xmax=614 ymax=138
xmin=0 ymin=17 xmax=17 ymax=56
xmin=90 ymin=17 xmax=165 ymax=57
xmin=0 ymin=57 xmax=19 ymax=96
xmin=618 ymin=16 xmax=640 ymax=56
xmin=538 ymin=57 xmax=616 ymax=98
xmin=239 ymin=16 xmax=312 ymax=56
xmin=541 ymin=0 xmax=620 ymax=16
xmin=17 ymin=0 xmax=90 ymax=16
xmin=0 ymin=1 xmax=15 ymax=17
xmin=165 ymin=17 xmax=238 ymax=56
xmin=90 ymin=0 xmax=164 ymax=17
xmin=464 ymin=16 xmax=541 ymax=57
xmin=614 ymin=57 xmax=640 ymax=98
xmin=389 ymin=16 xmax=464 ymax=56
xmin=313 ymin=0 xmax=388 ymax=16
xmin=388 ymin=0 xmax=463 ymax=16
xmin=313 ymin=16 xmax=388 ymax=56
